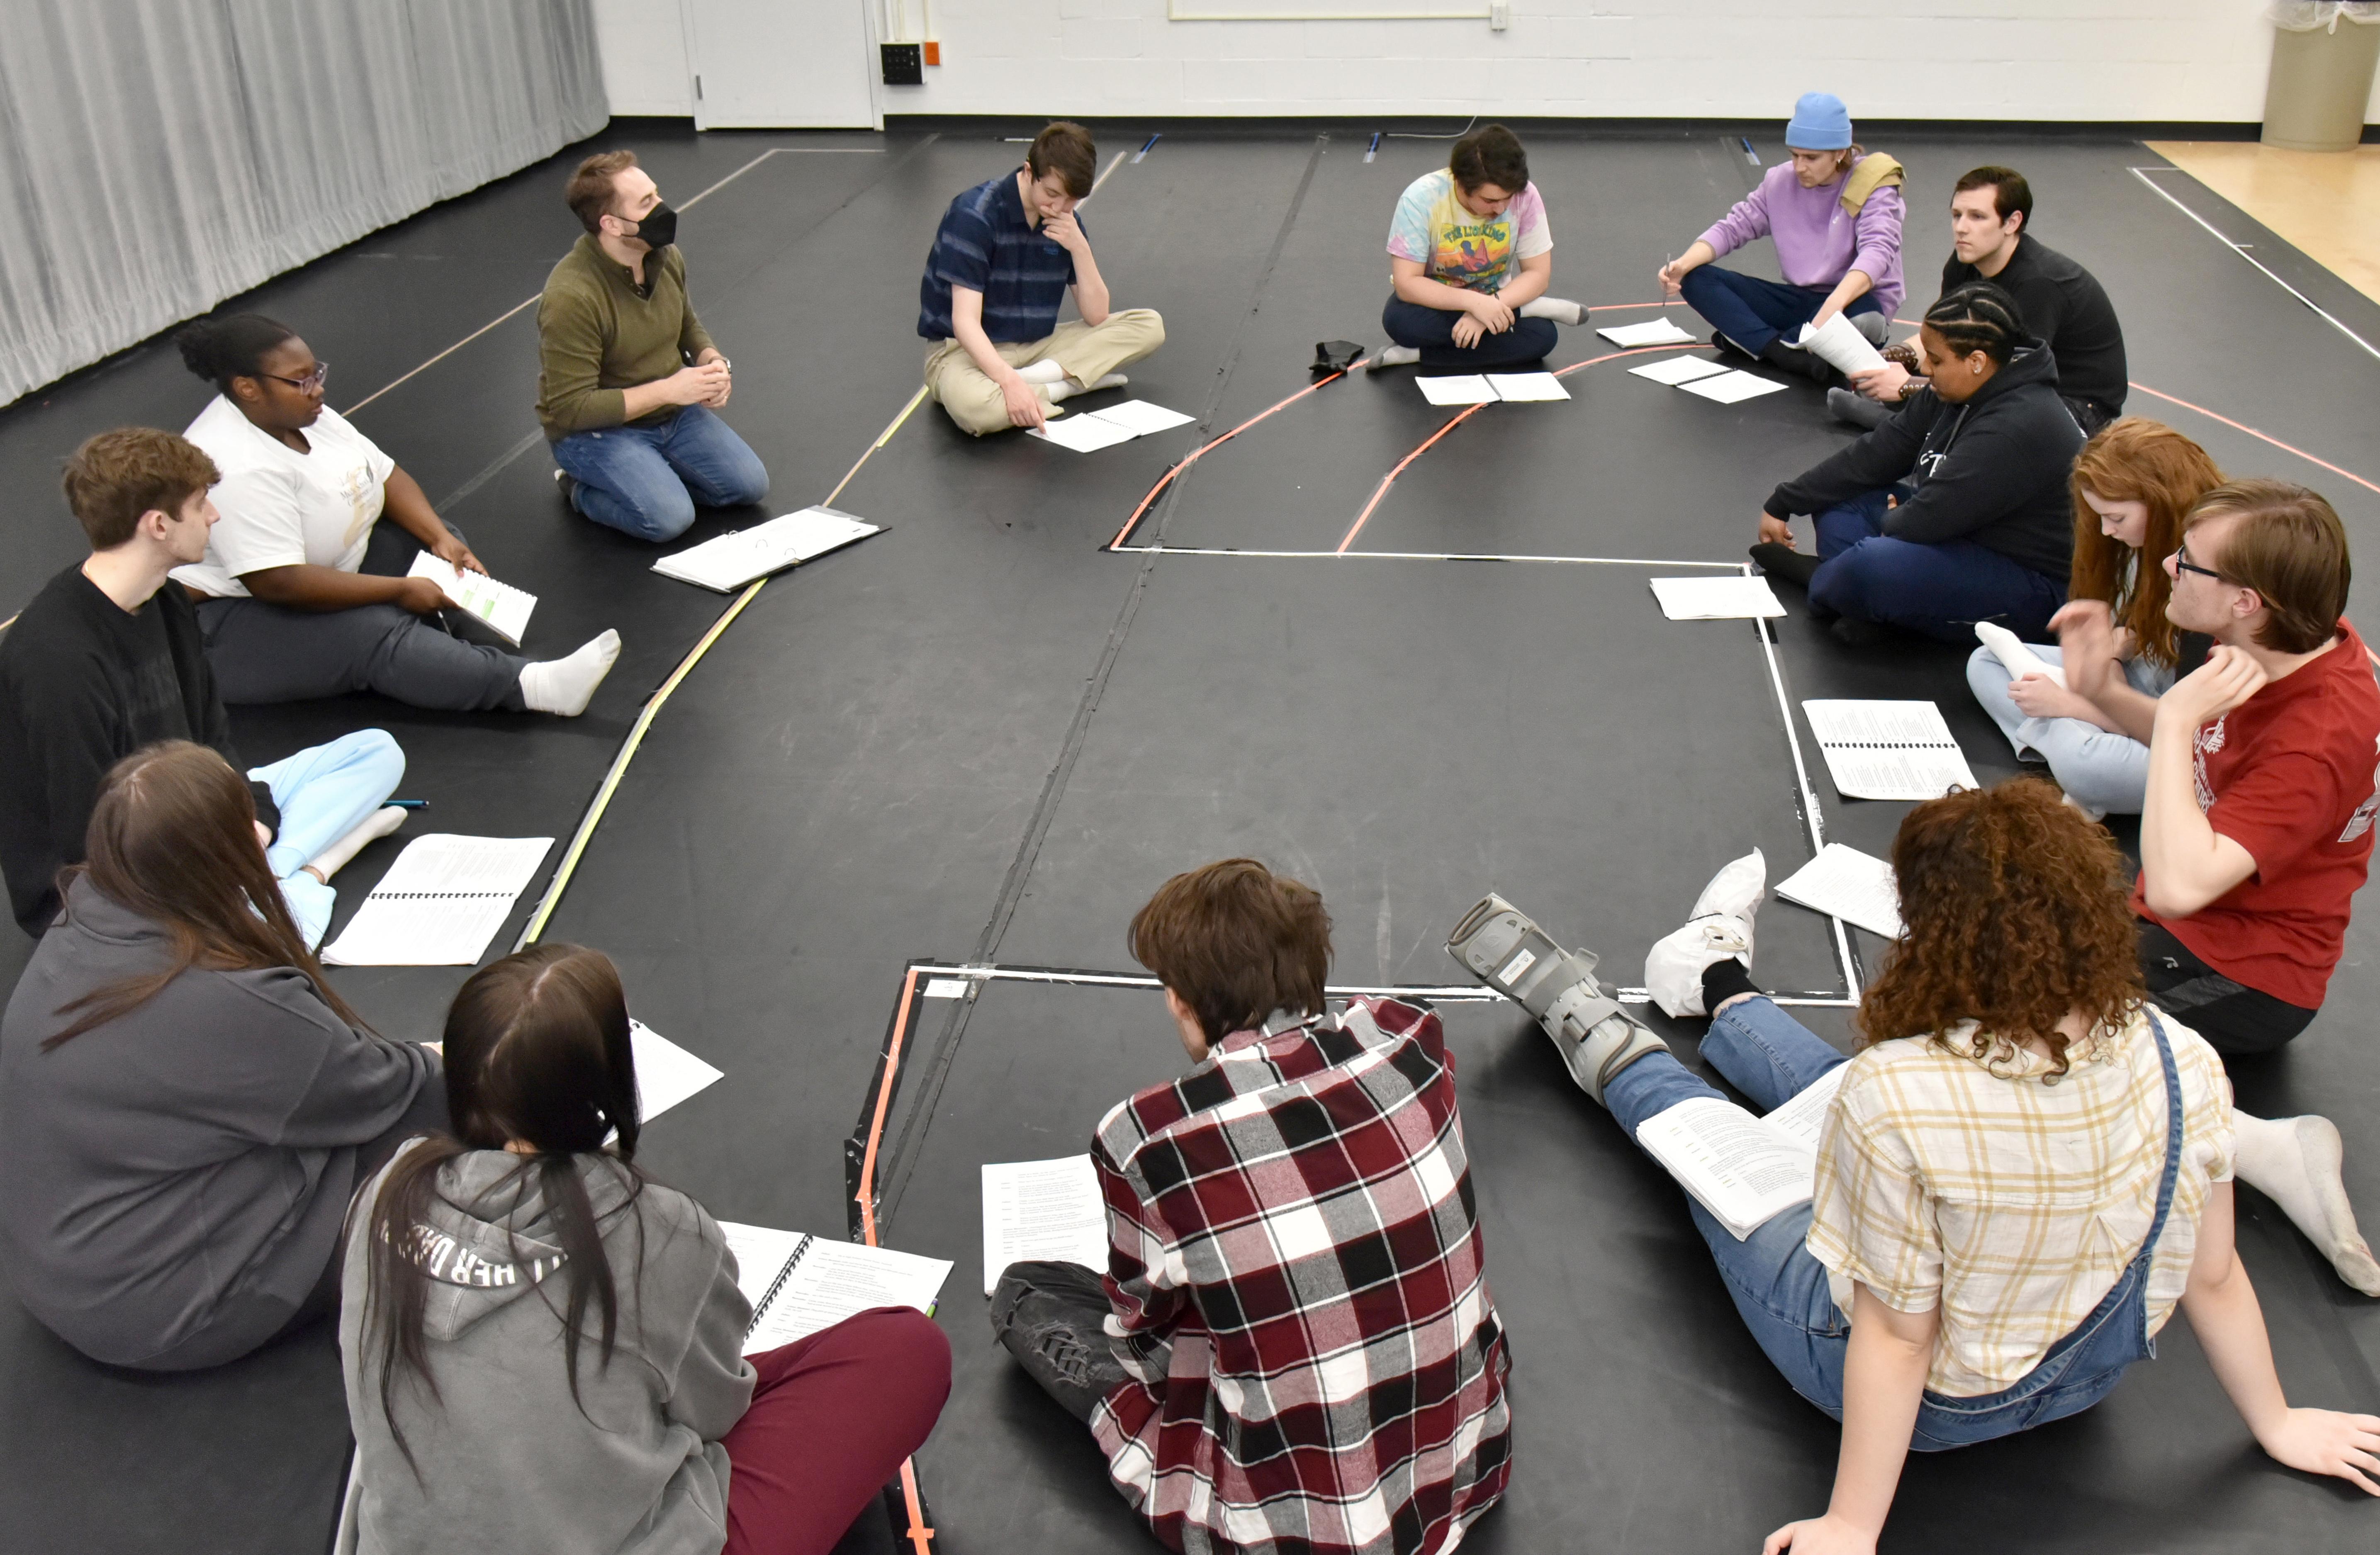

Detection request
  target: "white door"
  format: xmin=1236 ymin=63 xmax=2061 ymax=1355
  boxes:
xmin=683 ymin=0 xmax=878 ymax=129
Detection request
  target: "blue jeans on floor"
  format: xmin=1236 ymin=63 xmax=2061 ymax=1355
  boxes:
xmin=1809 ymin=489 xmax=2067 ymax=643
xmin=551 ymin=404 xmax=769 ymax=543
xmin=1601 ymin=995 xmax=2165 ymax=1448
xmin=1967 ymin=643 xmax=2170 ymax=816
xmin=249 ymin=729 xmax=406 ymax=947
xmin=1381 ymin=294 xmax=1559 ymax=370
xmin=1678 ymin=266 xmax=1886 ymax=356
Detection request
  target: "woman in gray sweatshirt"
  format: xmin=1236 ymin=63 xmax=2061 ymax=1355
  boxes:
xmin=340 ymin=943 xmax=949 ymax=1555
xmin=0 ymin=740 xmax=443 ymax=1371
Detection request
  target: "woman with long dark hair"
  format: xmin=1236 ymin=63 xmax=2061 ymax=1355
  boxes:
xmin=340 ymin=944 xmax=950 ymax=1555
xmin=0 ymin=741 xmax=443 ymax=1370
xmin=1450 ymin=779 xmax=2380 ymax=1552
xmin=1966 ymin=417 xmax=2225 ymax=820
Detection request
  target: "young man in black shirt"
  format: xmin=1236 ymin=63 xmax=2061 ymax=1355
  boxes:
xmin=1836 ymin=165 xmax=2127 ymax=435
xmin=0 ymin=428 xmax=407 ymax=942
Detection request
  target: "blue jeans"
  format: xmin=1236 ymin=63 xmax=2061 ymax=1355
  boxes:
xmin=1602 ymin=996 xmax=2169 ymax=1448
xmin=248 ymin=728 xmax=407 ymax=947
xmin=1381 ymin=294 xmax=1559 ymax=370
xmin=551 ymin=404 xmax=769 ymax=543
xmin=1967 ymin=643 xmax=2171 ymax=816
xmin=1809 ymin=489 xmax=2066 ymax=643
xmin=1678 ymin=266 xmax=1885 ymax=356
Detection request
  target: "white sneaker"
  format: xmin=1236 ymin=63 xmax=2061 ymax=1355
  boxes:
xmin=1643 ymin=849 xmax=1766 ymax=1018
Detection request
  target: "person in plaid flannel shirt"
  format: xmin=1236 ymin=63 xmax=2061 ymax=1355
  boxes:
xmin=989 ymin=858 xmax=1511 ymax=1555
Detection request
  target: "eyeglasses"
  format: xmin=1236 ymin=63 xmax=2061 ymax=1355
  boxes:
xmin=2171 ymin=540 xmax=2225 ymax=582
xmin=260 ymin=363 xmax=329 ymax=394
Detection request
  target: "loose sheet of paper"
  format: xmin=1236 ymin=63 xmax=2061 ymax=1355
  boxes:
xmin=1650 ymin=575 xmax=1786 ymax=620
xmin=1628 ymin=355 xmax=1730 ymax=386
xmin=1028 ymin=413 xmax=1139 ymax=453
xmin=630 ymin=1020 xmax=723 ymax=1122
xmin=982 ymin=1155 xmax=1107 ymax=1295
xmin=1596 ymin=316 xmax=1701 ymax=348
xmin=1483 ymin=372 xmax=1570 ymax=402
xmin=745 ymin=1240 xmax=952 ymax=1355
xmin=405 ymin=554 xmax=536 ymax=646
xmin=321 ymin=835 xmax=554 ymax=966
xmin=1794 ymin=311 xmax=1888 ymax=376
xmin=1776 ymin=843 xmax=1908 ymax=940
xmin=651 ymin=506 xmax=881 ymax=591
xmin=1090 ymin=399 xmax=1197 ymax=436
xmin=1678 ymin=370 xmax=1790 ymax=404
xmin=1801 ymin=700 xmax=1981 ymax=801
xmin=1635 ymin=1098 xmax=1819 ymax=1241
xmin=1417 ymin=375 xmax=1498 ymax=405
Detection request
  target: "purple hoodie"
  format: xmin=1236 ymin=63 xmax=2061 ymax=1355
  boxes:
xmin=1698 ymin=157 xmax=1905 ymax=316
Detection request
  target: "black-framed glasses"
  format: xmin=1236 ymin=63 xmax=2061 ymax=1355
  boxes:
xmin=261 ymin=362 xmax=329 ymax=394
xmin=2172 ymin=540 xmax=2224 ymax=582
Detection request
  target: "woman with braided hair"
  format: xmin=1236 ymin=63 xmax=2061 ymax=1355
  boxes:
xmin=1748 ymin=282 xmax=2083 ymax=646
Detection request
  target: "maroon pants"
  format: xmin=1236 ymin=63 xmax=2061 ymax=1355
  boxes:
xmin=721 ymin=1307 xmax=952 ymax=1555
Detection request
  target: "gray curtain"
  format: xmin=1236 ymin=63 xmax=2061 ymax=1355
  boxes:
xmin=0 ymin=0 xmax=607 ymax=406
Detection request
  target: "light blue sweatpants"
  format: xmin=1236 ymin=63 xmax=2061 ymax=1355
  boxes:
xmin=248 ymin=729 xmax=406 ymax=947
xmin=1965 ymin=644 xmax=2171 ymax=818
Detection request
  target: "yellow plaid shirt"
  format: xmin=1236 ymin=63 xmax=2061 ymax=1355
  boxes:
xmin=1805 ymin=1005 xmax=2234 ymax=1397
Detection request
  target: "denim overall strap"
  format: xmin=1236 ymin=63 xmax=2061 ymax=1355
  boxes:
xmin=1905 ymin=1008 xmax=2188 ymax=1449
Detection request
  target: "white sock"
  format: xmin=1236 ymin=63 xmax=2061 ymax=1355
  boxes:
xmin=303 ymin=805 xmax=406 ymax=883
xmin=1368 ymin=345 xmax=1421 ymax=369
xmin=2232 ymin=1110 xmax=2380 ymax=1295
xmin=1519 ymin=296 xmax=1584 ymax=326
xmin=1045 ymin=372 xmax=1127 ymax=403
xmin=518 ymin=628 xmax=622 ymax=717
xmin=1015 ymin=358 xmax=1067 ymax=385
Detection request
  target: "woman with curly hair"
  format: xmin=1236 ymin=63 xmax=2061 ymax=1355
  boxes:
xmin=1966 ymin=418 xmax=2225 ymax=819
xmin=1447 ymin=779 xmax=2380 ymax=1555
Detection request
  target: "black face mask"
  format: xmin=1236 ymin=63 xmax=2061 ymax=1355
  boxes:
xmin=628 ymin=201 xmax=678 ymax=251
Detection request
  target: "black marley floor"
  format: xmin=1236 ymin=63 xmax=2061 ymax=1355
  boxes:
xmin=1 ymin=119 xmax=2376 ymax=1553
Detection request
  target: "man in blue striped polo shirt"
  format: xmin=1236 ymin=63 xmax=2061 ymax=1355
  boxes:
xmin=917 ymin=122 xmax=1166 ymax=436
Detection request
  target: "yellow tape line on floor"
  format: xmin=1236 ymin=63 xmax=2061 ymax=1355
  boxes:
xmin=515 ymin=384 xmax=930 ymax=949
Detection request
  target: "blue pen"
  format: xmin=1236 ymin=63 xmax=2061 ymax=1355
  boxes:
xmin=1365 ymin=131 xmax=1380 ymax=163
xmin=1132 ymin=133 xmax=1159 ymax=163
xmin=387 ymin=799 xmax=429 ymax=809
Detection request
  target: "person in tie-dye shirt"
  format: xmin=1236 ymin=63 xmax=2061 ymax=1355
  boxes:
xmin=1371 ymin=124 xmax=1586 ymax=372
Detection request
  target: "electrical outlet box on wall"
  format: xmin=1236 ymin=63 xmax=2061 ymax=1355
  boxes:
xmin=881 ymin=41 xmax=922 ymax=85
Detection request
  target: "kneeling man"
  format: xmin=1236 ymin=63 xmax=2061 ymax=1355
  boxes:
xmin=989 ymin=858 xmax=1511 ymax=1555
xmin=918 ymin=122 xmax=1166 ymax=435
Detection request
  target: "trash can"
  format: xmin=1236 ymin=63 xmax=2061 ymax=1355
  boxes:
xmin=2263 ymin=2 xmax=2380 ymax=151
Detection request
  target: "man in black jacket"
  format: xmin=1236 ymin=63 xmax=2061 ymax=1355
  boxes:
xmin=1752 ymin=284 xmax=2082 ymax=645
xmin=0 ymin=428 xmax=406 ymax=941
xmin=1835 ymin=165 xmax=2127 ymax=435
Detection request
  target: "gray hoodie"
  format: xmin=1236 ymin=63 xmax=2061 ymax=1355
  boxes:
xmin=0 ymin=876 xmax=440 ymax=1368
xmin=338 ymin=1144 xmax=755 ymax=1555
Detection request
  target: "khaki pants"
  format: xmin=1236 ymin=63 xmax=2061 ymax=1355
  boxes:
xmin=922 ymin=309 xmax=1167 ymax=436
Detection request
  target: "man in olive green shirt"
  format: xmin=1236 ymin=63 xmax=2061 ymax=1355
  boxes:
xmin=538 ymin=150 xmax=769 ymax=543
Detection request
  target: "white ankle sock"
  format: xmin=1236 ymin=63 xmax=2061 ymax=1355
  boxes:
xmin=518 ymin=628 xmax=622 ymax=717
xmin=1015 ymin=358 xmax=1067 ymax=385
xmin=2232 ymin=1110 xmax=2380 ymax=1295
xmin=304 ymin=805 xmax=406 ymax=883
xmin=1519 ymin=296 xmax=1584 ymax=326
xmin=1368 ymin=345 xmax=1421 ymax=369
xmin=1045 ymin=372 xmax=1127 ymax=403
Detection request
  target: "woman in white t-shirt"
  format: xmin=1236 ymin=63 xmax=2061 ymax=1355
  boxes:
xmin=1369 ymin=123 xmax=1584 ymax=373
xmin=175 ymin=315 xmax=620 ymax=716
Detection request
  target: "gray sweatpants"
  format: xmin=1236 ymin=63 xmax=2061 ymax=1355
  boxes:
xmin=196 ymin=522 xmax=527 ymax=711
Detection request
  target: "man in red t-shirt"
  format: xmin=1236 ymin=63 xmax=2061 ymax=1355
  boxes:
xmin=2113 ymin=480 xmax=2380 ymax=1053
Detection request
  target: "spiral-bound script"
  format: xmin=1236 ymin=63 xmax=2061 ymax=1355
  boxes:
xmin=321 ymin=834 xmax=554 ymax=966
xmin=1801 ymin=700 xmax=1980 ymax=801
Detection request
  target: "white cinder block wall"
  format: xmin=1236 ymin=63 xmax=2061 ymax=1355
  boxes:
xmin=599 ymin=1 xmax=2380 ymax=124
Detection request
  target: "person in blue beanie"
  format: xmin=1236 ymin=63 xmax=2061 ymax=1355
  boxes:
xmin=1659 ymin=93 xmax=1906 ymax=384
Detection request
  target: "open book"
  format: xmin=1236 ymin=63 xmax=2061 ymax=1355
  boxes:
xmin=1596 ymin=316 xmax=1700 ymax=349
xmin=1029 ymin=399 xmax=1198 ymax=452
xmin=981 ymin=1155 xmax=1108 ymax=1296
xmin=1633 ymin=1065 xmax=1849 ymax=1240
xmin=718 ymin=1223 xmax=952 ymax=1356
xmin=320 ymin=834 xmax=553 ymax=966
xmin=651 ymin=506 xmax=881 ymax=592
xmin=405 ymin=553 xmax=536 ymax=647
xmin=1416 ymin=372 xmax=1570 ymax=406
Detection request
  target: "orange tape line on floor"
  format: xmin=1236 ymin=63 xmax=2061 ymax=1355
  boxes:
xmin=1110 ymin=372 xmax=1347 ymax=549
